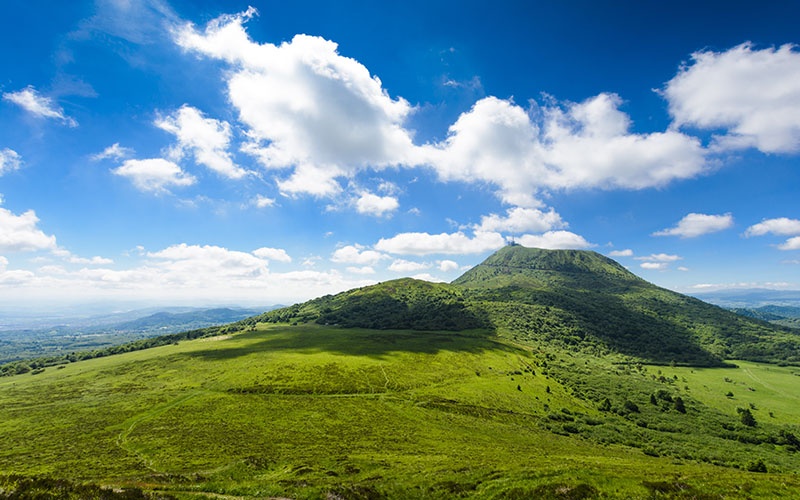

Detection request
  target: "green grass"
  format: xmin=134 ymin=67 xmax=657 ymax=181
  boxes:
xmin=644 ymin=361 xmax=800 ymax=425
xmin=2 ymin=324 xmax=800 ymax=498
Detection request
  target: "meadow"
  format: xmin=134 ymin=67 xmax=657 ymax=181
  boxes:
xmin=1 ymin=323 xmax=800 ymax=498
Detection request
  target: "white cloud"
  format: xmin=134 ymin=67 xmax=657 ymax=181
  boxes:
xmin=156 ymin=105 xmax=247 ymax=179
xmin=438 ymin=259 xmax=459 ymax=272
xmin=0 ymin=206 xmax=58 ymax=252
xmin=425 ymin=94 xmax=706 ymax=206
xmin=375 ymin=231 xmax=505 ymax=256
xmin=2 ymin=86 xmax=78 ymax=127
xmin=72 ymin=0 xmax=180 ymax=46
xmin=633 ymin=252 xmax=682 ymax=271
xmin=277 ymin=164 xmax=343 ymax=197
xmin=346 ymin=266 xmax=375 ymax=275
xmin=65 ymin=254 xmax=114 ymax=265
xmin=252 ymin=247 xmax=292 ymax=262
xmin=112 ymin=158 xmax=196 ymax=193
xmin=0 ymin=149 xmax=22 ymax=175
xmin=172 ymin=8 xmax=717 ymax=211
xmin=175 ymin=9 xmax=418 ymax=196
xmin=744 ymin=217 xmax=800 ymax=237
xmin=608 ymin=249 xmax=633 ymax=257
xmin=330 ymin=245 xmax=387 ymax=265
xmin=388 ymin=259 xmax=431 ymax=273
xmin=515 ymin=231 xmax=594 ymax=250
xmin=653 ymin=213 xmax=734 ymax=238
xmin=475 ymin=206 xmax=565 ymax=233
xmin=355 ymin=192 xmax=399 ymax=217
xmin=91 ymin=143 xmax=134 ymax=161
xmin=411 ymin=273 xmax=446 ymax=283
xmin=634 ymin=253 xmax=682 ymax=262
xmin=664 ymin=42 xmax=800 ymax=153
xmin=677 ymin=266 xmax=690 ymax=272
xmin=148 ymin=243 xmax=269 ymax=283
xmin=778 ymin=236 xmax=800 ymax=251
xmin=252 ymin=195 xmax=276 ymax=208
xmin=0 ymin=242 xmax=375 ymax=307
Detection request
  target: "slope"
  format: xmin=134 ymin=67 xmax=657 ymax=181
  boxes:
xmin=3 ymin=323 xmax=800 ymax=499
xmin=455 ymin=246 xmax=800 ymax=365
xmin=256 ymin=278 xmax=488 ymax=331
xmin=259 ymin=245 xmax=800 ymax=366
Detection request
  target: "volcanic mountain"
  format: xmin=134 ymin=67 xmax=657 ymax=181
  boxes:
xmin=258 ymin=245 xmax=800 ymax=366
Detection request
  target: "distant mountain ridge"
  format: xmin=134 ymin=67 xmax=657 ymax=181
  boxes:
xmin=0 ymin=307 xmax=268 ymax=364
xmin=259 ymin=246 xmax=800 ymax=366
xmin=730 ymin=305 xmax=800 ymax=330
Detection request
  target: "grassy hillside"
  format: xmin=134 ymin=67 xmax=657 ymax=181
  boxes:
xmin=260 ymin=246 xmax=800 ymax=367
xmin=4 ymin=245 xmax=800 ymax=498
xmin=2 ymin=323 xmax=800 ymax=498
xmin=256 ymin=278 xmax=488 ymax=330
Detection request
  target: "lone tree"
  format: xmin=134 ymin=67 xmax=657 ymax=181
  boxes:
xmin=674 ymin=396 xmax=686 ymax=414
xmin=738 ymin=407 xmax=757 ymax=427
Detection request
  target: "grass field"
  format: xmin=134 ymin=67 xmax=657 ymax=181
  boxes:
xmin=645 ymin=361 xmax=800 ymax=425
xmin=1 ymin=323 xmax=800 ymax=498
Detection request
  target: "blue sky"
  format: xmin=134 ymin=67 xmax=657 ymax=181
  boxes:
xmin=1 ymin=0 xmax=799 ymax=309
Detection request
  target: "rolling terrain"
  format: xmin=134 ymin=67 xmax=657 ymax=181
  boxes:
xmin=2 ymin=246 xmax=800 ymax=499
xmin=0 ymin=307 xmax=266 ymax=364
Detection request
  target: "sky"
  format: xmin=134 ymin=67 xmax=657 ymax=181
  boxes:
xmin=1 ymin=0 xmax=800 ymax=311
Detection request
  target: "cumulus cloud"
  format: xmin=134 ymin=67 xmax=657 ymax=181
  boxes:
xmin=156 ymin=105 xmax=247 ymax=179
xmin=330 ymin=245 xmax=388 ymax=265
xmin=515 ymin=231 xmax=594 ymax=250
xmin=375 ymin=230 xmax=505 ymax=256
xmin=2 ymin=86 xmax=78 ymax=127
xmin=112 ymin=158 xmax=196 ymax=193
xmin=438 ymin=259 xmax=459 ymax=272
xmin=0 ymin=206 xmax=58 ymax=252
xmin=653 ymin=213 xmax=734 ymax=238
xmin=664 ymin=42 xmax=800 ymax=153
xmin=410 ymin=273 xmax=446 ymax=283
xmin=91 ymin=143 xmax=134 ymax=161
xmin=252 ymin=195 xmax=276 ymax=208
xmin=744 ymin=217 xmax=800 ymax=237
xmin=0 ymin=149 xmax=22 ymax=175
xmin=778 ymin=237 xmax=800 ymax=251
xmin=634 ymin=253 xmax=683 ymax=271
xmin=608 ymin=249 xmax=633 ymax=257
xmin=175 ymin=8 xmax=418 ymax=196
xmin=148 ymin=243 xmax=269 ymax=283
xmin=0 ymin=242 xmax=375 ymax=306
xmin=475 ymin=206 xmax=565 ymax=233
xmin=388 ymin=259 xmax=431 ymax=273
xmin=346 ymin=266 xmax=375 ymax=275
xmin=252 ymin=247 xmax=292 ymax=262
xmin=170 ymin=8 xmax=719 ymax=211
xmin=425 ymin=94 xmax=707 ymax=206
xmin=355 ymin=192 xmax=399 ymax=217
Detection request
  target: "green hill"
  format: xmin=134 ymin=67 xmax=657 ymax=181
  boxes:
xmin=3 ymin=245 xmax=800 ymax=498
xmin=259 ymin=278 xmax=488 ymax=330
xmin=259 ymin=245 xmax=800 ymax=366
xmin=731 ymin=305 xmax=800 ymax=329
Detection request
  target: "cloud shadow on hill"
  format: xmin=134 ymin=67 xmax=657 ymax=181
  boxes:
xmin=180 ymin=325 xmax=516 ymax=362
